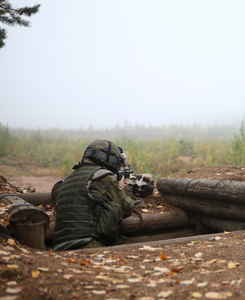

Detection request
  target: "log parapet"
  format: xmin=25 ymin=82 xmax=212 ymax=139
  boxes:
xmin=157 ymin=177 xmax=245 ymax=205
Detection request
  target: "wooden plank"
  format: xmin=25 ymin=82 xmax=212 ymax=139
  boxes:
xmin=75 ymin=230 xmax=245 ymax=251
xmin=121 ymin=228 xmax=196 ymax=244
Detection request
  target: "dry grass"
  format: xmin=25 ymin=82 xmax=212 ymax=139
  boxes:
xmin=0 ymin=164 xmax=61 ymax=178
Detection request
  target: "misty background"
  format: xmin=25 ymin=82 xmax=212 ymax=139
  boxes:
xmin=1 ymin=1 xmax=245 ymax=132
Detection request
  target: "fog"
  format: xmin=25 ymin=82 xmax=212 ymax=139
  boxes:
xmin=1 ymin=1 xmax=245 ymax=130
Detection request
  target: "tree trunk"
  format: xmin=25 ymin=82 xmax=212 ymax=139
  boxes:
xmin=157 ymin=177 xmax=245 ymax=205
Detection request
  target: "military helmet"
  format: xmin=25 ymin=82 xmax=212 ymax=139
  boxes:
xmin=82 ymin=140 xmax=121 ymax=173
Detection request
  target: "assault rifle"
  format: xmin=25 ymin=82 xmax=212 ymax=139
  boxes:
xmin=116 ymin=166 xmax=134 ymax=181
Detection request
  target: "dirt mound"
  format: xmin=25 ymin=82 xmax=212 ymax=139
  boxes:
xmin=174 ymin=165 xmax=245 ymax=182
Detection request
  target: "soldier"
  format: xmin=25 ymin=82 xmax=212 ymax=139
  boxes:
xmin=53 ymin=140 xmax=133 ymax=251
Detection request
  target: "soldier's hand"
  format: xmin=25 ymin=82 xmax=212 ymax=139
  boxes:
xmin=119 ymin=175 xmax=127 ymax=190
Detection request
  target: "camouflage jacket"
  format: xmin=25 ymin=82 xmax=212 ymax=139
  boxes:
xmin=53 ymin=160 xmax=133 ymax=251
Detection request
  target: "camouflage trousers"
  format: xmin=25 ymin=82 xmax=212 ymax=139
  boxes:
xmin=53 ymin=237 xmax=106 ymax=251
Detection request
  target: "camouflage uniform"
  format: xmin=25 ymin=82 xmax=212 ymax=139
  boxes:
xmin=53 ymin=159 xmax=133 ymax=251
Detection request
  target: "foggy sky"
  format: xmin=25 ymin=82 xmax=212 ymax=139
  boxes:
xmin=1 ymin=1 xmax=245 ymax=130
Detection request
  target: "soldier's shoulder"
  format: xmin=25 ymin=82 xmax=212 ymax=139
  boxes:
xmin=92 ymin=168 xmax=114 ymax=181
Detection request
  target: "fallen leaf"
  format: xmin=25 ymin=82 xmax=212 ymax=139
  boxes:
xmin=6 ymin=281 xmax=17 ymax=286
xmin=3 ymin=218 xmax=10 ymax=226
xmin=127 ymin=278 xmax=142 ymax=283
xmin=179 ymin=278 xmax=195 ymax=285
xmin=139 ymin=245 xmax=160 ymax=251
xmin=171 ymin=266 xmax=184 ymax=272
xmin=32 ymin=270 xmax=40 ymax=278
xmin=112 ymin=279 xmax=123 ymax=284
xmin=231 ymin=278 xmax=243 ymax=285
xmin=7 ymin=239 xmax=18 ymax=248
xmin=194 ymin=252 xmax=203 ymax=258
xmin=81 ymin=260 xmax=90 ymax=266
xmin=192 ymin=292 xmax=203 ymax=298
xmin=197 ymin=282 xmax=208 ymax=287
xmin=5 ymin=287 xmax=22 ymax=294
xmin=227 ymin=262 xmax=240 ymax=269
xmin=67 ymin=258 xmax=77 ymax=263
xmin=0 ymin=250 xmax=10 ymax=255
xmin=116 ymin=285 xmax=130 ymax=289
xmin=72 ymin=269 xmax=83 ymax=274
xmin=132 ymin=272 xmax=142 ymax=278
xmin=157 ymin=290 xmax=173 ymax=298
xmin=0 ymin=296 xmax=18 ymax=300
xmin=205 ymin=291 xmax=232 ymax=299
xmin=63 ymin=274 xmax=73 ymax=280
xmin=6 ymin=265 xmax=19 ymax=269
xmin=224 ymin=231 xmax=230 ymax=234
xmin=37 ymin=267 xmax=49 ymax=272
xmin=207 ymin=259 xmax=217 ymax=265
xmin=95 ymin=275 xmax=112 ymax=281
xmin=19 ymin=248 xmax=29 ymax=254
xmin=91 ymin=290 xmax=106 ymax=295
xmin=159 ymin=253 xmax=167 ymax=260
xmin=215 ymin=236 xmax=222 ymax=241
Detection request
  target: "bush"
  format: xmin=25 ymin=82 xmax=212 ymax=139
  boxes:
xmin=0 ymin=123 xmax=11 ymax=156
xmin=230 ymin=122 xmax=245 ymax=165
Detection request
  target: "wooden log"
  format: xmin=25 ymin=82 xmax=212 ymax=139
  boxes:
xmin=120 ymin=211 xmax=191 ymax=235
xmin=15 ymin=222 xmax=46 ymax=250
xmin=164 ymin=194 xmax=245 ymax=222
xmin=0 ymin=195 xmax=50 ymax=229
xmin=198 ymin=213 xmax=245 ymax=232
xmin=195 ymin=219 xmax=213 ymax=235
xmin=45 ymin=211 xmax=192 ymax=243
xmin=157 ymin=177 xmax=245 ymax=205
xmin=0 ymin=193 xmax=53 ymax=206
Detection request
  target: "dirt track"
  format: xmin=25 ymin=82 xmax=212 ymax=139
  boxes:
xmin=6 ymin=176 xmax=63 ymax=193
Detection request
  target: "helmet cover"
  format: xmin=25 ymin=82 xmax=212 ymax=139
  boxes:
xmin=82 ymin=140 xmax=121 ymax=173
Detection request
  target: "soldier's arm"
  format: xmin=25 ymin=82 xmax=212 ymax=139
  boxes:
xmin=89 ymin=174 xmax=133 ymax=219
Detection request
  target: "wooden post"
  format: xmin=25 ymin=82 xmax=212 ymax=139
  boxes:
xmin=15 ymin=221 xmax=46 ymax=250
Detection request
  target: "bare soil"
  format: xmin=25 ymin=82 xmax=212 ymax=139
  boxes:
xmin=1 ymin=165 xmax=245 ymax=300
xmin=6 ymin=176 xmax=64 ymax=193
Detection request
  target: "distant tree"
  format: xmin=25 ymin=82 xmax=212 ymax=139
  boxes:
xmin=0 ymin=0 xmax=40 ymax=49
